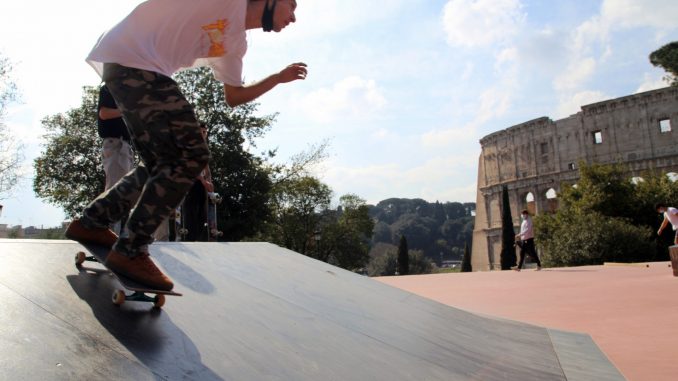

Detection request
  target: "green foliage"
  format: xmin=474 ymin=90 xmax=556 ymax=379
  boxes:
xmin=461 ymin=241 xmax=472 ymax=272
xmin=7 ymin=226 xmax=21 ymax=239
xmin=0 ymin=53 xmax=18 ymax=113
xmin=264 ymin=176 xmax=332 ymax=254
xmin=34 ymin=86 xmax=104 ymax=217
xmin=261 ymin=182 xmax=374 ymax=271
xmin=367 ymin=246 xmax=434 ymax=277
xmin=536 ymin=210 xmax=654 ymax=266
xmin=0 ymin=53 xmax=22 ymax=199
xmin=36 ymin=228 xmax=67 ymax=240
xmin=500 ymin=185 xmax=516 ymax=270
xmin=369 ymin=198 xmax=475 ymax=261
xmin=560 ymin=162 xmax=636 ymax=220
xmin=535 ymin=162 xmax=676 ymax=266
xmin=397 ymin=235 xmax=409 ymax=275
xmin=174 ymin=67 xmax=277 ymax=240
xmin=649 ymin=41 xmax=678 ymax=86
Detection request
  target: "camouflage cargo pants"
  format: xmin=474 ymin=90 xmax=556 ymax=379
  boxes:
xmin=82 ymin=63 xmax=210 ymax=256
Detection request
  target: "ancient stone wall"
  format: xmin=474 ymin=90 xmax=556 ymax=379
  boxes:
xmin=471 ymin=87 xmax=678 ymax=271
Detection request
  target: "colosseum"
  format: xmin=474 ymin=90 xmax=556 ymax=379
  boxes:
xmin=471 ymin=86 xmax=678 ymax=271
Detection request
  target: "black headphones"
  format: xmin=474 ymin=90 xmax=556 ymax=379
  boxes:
xmin=262 ymin=0 xmax=277 ymax=32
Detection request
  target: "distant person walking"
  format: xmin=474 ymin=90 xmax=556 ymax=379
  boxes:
xmin=656 ymin=203 xmax=678 ymax=245
xmin=515 ymin=210 xmax=542 ymax=271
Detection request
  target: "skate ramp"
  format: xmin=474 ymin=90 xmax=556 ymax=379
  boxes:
xmin=0 ymin=240 xmax=624 ymax=380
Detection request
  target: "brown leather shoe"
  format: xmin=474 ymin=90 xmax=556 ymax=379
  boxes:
xmin=65 ymin=218 xmax=118 ymax=247
xmin=105 ymin=250 xmax=174 ymax=291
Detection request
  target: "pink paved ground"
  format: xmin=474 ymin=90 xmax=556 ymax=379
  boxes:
xmin=377 ymin=262 xmax=678 ymax=381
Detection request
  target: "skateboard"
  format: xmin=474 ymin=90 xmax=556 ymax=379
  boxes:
xmin=207 ymin=191 xmax=223 ymax=241
xmin=74 ymin=242 xmax=182 ymax=308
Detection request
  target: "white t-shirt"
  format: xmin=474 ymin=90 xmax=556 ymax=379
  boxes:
xmin=665 ymin=207 xmax=678 ymax=230
xmin=520 ymin=216 xmax=534 ymax=240
xmin=86 ymin=0 xmax=247 ymax=86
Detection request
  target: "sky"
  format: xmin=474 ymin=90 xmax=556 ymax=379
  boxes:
xmin=0 ymin=0 xmax=676 ymax=228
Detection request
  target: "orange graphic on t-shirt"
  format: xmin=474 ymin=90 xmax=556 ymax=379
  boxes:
xmin=202 ymin=19 xmax=229 ymax=57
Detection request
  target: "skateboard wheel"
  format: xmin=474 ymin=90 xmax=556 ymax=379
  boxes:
xmin=153 ymin=294 xmax=166 ymax=308
xmin=75 ymin=251 xmax=86 ymax=266
xmin=112 ymin=290 xmax=126 ymax=305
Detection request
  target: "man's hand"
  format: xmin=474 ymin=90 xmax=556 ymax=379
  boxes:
xmin=277 ymin=62 xmax=307 ymax=83
xmin=224 ymin=63 xmax=308 ymax=107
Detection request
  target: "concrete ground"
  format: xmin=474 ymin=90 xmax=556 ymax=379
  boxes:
xmin=378 ymin=262 xmax=678 ymax=381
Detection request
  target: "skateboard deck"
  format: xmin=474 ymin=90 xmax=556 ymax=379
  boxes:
xmin=75 ymin=242 xmax=182 ymax=308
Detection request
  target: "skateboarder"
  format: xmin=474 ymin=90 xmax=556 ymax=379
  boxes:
xmin=65 ymin=0 xmax=306 ymax=291
xmin=514 ymin=210 xmax=542 ymax=271
xmin=656 ymin=203 xmax=678 ymax=245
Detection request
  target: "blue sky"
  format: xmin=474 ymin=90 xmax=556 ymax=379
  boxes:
xmin=0 ymin=0 xmax=676 ymax=228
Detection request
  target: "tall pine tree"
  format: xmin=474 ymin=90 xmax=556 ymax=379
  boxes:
xmin=500 ymin=185 xmax=517 ymax=270
xmin=398 ymin=235 xmax=409 ymax=275
xmin=461 ymin=241 xmax=472 ymax=272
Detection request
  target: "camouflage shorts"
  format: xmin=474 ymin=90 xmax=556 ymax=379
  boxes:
xmin=82 ymin=63 xmax=210 ymax=256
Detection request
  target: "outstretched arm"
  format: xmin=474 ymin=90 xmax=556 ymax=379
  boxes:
xmin=223 ymin=62 xmax=307 ymax=107
xmin=658 ymin=215 xmax=669 ymax=235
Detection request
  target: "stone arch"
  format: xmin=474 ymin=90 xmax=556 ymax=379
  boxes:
xmin=545 ymin=188 xmax=558 ymax=212
xmin=631 ymin=176 xmax=645 ymax=185
xmin=524 ymin=192 xmax=536 ymax=215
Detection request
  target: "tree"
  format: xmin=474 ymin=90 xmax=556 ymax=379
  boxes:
xmin=34 ymin=86 xmax=104 ymax=217
xmin=536 ymin=208 xmax=654 ymax=267
xmin=367 ymin=248 xmax=433 ymax=277
xmin=534 ymin=162 xmax=664 ymax=266
xmin=264 ymin=176 xmax=332 ymax=254
xmin=461 ymin=241 xmax=472 ymax=272
xmin=500 ymin=185 xmax=517 ymax=270
xmin=174 ymin=67 xmax=277 ymax=240
xmin=0 ymin=53 xmax=23 ymax=199
xmin=397 ymin=235 xmax=409 ymax=275
xmin=317 ymin=194 xmax=374 ymax=270
xmin=649 ymin=41 xmax=678 ymax=87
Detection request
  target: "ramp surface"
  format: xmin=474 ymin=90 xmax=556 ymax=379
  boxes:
xmin=0 ymin=240 xmax=624 ymax=380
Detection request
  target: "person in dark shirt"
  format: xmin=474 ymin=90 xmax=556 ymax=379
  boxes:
xmin=98 ymin=85 xmax=133 ymax=233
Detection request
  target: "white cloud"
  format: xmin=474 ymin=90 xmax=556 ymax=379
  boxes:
xmin=554 ymin=0 xmax=678 ymax=96
xmin=601 ymin=0 xmax=678 ymax=30
xmin=460 ymin=62 xmax=475 ymax=81
xmin=556 ymin=90 xmax=609 ymax=118
xmin=421 ymin=126 xmax=476 ymax=148
xmin=442 ymin=0 xmax=525 ymax=48
xmin=554 ymin=57 xmax=597 ymax=91
xmin=322 ymin=153 xmax=478 ymax=205
xmin=636 ymin=72 xmax=669 ymax=93
xmin=477 ymin=87 xmax=511 ymax=122
xmin=299 ymin=76 xmax=386 ymax=124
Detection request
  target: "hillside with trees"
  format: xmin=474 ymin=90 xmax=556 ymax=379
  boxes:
xmin=367 ymin=198 xmax=475 ymax=265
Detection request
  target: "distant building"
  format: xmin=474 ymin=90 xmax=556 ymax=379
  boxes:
xmin=472 ymin=86 xmax=678 ymax=271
